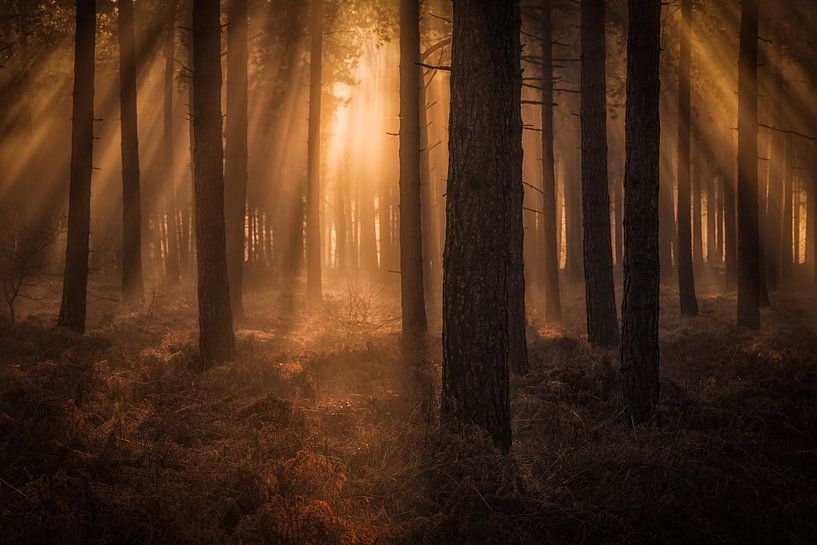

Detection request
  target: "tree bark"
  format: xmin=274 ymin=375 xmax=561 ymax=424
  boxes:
xmin=442 ymin=0 xmax=524 ymax=451
xmin=225 ymin=0 xmax=248 ymax=319
xmin=58 ymin=0 xmax=96 ymax=333
xmin=192 ymin=0 xmax=235 ymax=362
xmin=737 ymin=0 xmax=760 ymax=329
xmin=306 ymin=0 xmax=324 ymax=303
xmin=621 ymin=0 xmax=661 ymax=425
xmin=541 ymin=0 xmax=561 ymax=322
xmin=676 ymin=0 xmax=698 ymax=315
xmin=163 ymin=0 xmax=180 ymax=284
xmin=118 ymin=0 xmax=144 ymax=305
xmin=781 ymin=134 xmax=793 ymax=281
xmin=706 ymin=174 xmax=716 ymax=265
xmin=580 ymin=0 xmax=618 ymax=347
xmin=399 ymin=0 xmax=428 ymax=341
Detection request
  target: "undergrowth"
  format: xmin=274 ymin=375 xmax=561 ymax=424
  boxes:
xmin=0 ymin=283 xmax=816 ymax=544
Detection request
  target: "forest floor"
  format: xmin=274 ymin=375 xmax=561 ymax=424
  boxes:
xmin=1 ymin=275 xmax=817 ymax=545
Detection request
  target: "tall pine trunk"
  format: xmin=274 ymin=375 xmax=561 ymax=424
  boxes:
xmin=676 ymin=0 xmax=698 ymax=315
xmin=163 ymin=0 xmax=180 ymax=284
xmin=541 ymin=0 xmax=561 ymax=322
xmin=621 ymin=0 xmax=662 ymax=424
xmin=398 ymin=0 xmax=428 ymax=341
xmin=306 ymin=0 xmax=324 ymax=303
xmin=736 ymin=0 xmax=760 ymax=329
xmin=723 ymin=119 xmax=738 ymax=289
xmin=706 ymin=174 xmax=716 ymax=264
xmin=225 ymin=0 xmax=248 ymax=320
xmin=58 ymin=0 xmax=96 ymax=333
xmin=118 ymin=0 xmax=144 ymax=305
xmin=442 ymin=0 xmax=524 ymax=451
xmin=781 ymin=135 xmax=793 ymax=280
xmin=191 ymin=0 xmax=235 ymax=362
xmin=580 ymin=0 xmax=618 ymax=347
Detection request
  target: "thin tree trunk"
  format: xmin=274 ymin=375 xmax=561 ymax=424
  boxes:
xmin=442 ymin=0 xmax=523 ymax=451
xmin=676 ymin=0 xmax=698 ymax=315
xmin=580 ymin=0 xmax=618 ymax=346
xmin=621 ymin=0 xmax=661 ymax=425
xmin=58 ymin=0 xmax=96 ymax=333
xmin=781 ymin=135 xmax=793 ymax=280
xmin=225 ymin=0 xmax=248 ymax=319
xmin=736 ymin=0 xmax=760 ymax=329
xmin=306 ymin=0 xmax=323 ymax=303
xmin=541 ymin=0 xmax=561 ymax=323
xmin=706 ymin=174 xmax=716 ymax=265
xmin=163 ymin=0 xmax=180 ymax=284
xmin=724 ymin=120 xmax=738 ymax=289
xmin=420 ymin=80 xmax=440 ymax=312
xmin=692 ymin=166 xmax=704 ymax=269
xmin=118 ymin=0 xmax=144 ymax=305
xmin=399 ymin=0 xmax=428 ymax=341
xmin=191 ymin=0 xmax=235 ymax=362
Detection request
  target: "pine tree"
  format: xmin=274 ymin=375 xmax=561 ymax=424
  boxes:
xmin=621 ymin=0 xmax=662 ymax=424
xmin=191 ymin=0 xmax=235 ymax=362
xmin=580 ymin=0 xmax=619 ymax=347
xmin=442 ymin=0 xmax=524 ymax=451
xmin=58 ymin=0 xmax=96 ymax=333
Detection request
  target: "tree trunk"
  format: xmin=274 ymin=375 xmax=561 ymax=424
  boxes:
xmin=442 ymin=0 xmax=524 ymax=451
xmin=399 ymin=0 xmax=428 ymax=341
xmin=724 ymin=120 xmax=738 ymax=289
xmin=621 ymin=0 xmax=661 ymax=425
xmin=541 ymin=0 xmax=561 ymax=323
xmin=706 ymin=174 xmax=716 ymax=265
xmin=163 ymin=0 xmax=180 ymax=284
xmin=191 ymin=0 xmax=235 ymax=362
xmin=420 ymin=80 xmax=441 ymax=312
xmin=676 ymin=0 xmax=698 ymax=315
xmin=580 ymin=0 xmax=618 ymax=347
xmin=118 ymin=0 xmax=144 ymax=305
xmin=781 ymin=134 xmax=793 ymax=281
xmin=692 ymin=166 xmax=704 ymax=270
xmin=736 ymin=0 xmax=760 ymax=329
xmin=225 ymin=0 xmax=248 ymax=320
xmin=306 ymin=0 xmax=323 ymax=303
xmin=58 ymin=0 xmax=96 ymax=333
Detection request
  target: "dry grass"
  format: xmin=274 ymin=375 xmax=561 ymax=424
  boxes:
xmin=0 ymin=279 xmax=816 ymax=544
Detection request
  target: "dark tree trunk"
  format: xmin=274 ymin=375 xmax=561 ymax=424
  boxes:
xmin=58 ymin=0 xmax=96 ymax=333
xmin=658 ymin=158 xmax=675 ymax=281
xmin=706 ymin=173 xmax=716 ymax=265
xmin=580 ymin=0 xmax=618 ymax=347
xmin=737 ymin=0 xmax=760 ymax=329
xmin=442 ymin=0 xmax=524 ymax=451
xmin=163 ymin=0 xmax=180 ymax=284
xmin=118 ymin=0 xmax=144 ymax=305
xmin=723 ymin=120 xmax=738 ymax=289
xmin=676 ymin=0 xmax=698 ymax=315
xmin=225 ymin=0 xmax=248 ymax=320
xmin=781 ymin=135 xmax=793 ymax=280
xmin=713 ymin=172 xmax=723 ymax=265
xmin=566 ymin=152 xmax=584 ymax=282
xmin=420 ymin=80 xmax=441 ymax=312
xmin=541 ymin=0 xmax=561 ymax=322
xmin=399 ymin=0 xmax=428 ymax=341
xmin=192 ymin=0 xmax=235 ymax=362
xmin=306 ymin=0 xmax=323 ymax=303
xmin=621 ymin=0 xmax=661 ymax=424
xmin=692 ymin=167 xmax=704 ymax=270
